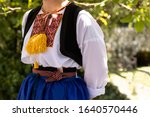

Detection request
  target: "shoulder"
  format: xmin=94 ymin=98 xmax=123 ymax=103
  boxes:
xmin=22 ymin=9 xmax=32 ymax=21
xmin=76 ymin=10 xmax=104 ymax=41
xmin=78 ymin=10 xmax=94 ymax=20
xmin=23 ymin=6 xmax=41 ymax=16
xmin=77 ymin=10 xmax=99 ymax=28
xmin=24 ymin=9 xmax=32 ymax=15
xmin=22 ymin=9 xmax=32 ymax=25
xmin=22 ymin=6 xmax=42 ymax=22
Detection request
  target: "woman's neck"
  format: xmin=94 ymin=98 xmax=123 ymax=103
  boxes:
xmin=42 ymin=0 xmax=69 ymax=14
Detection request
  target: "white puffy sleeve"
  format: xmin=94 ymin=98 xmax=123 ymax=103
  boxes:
xmin=21 ymin=9 xmax=35 ymax=64
xmin=76 ymin=10 xmax=108 ymax=99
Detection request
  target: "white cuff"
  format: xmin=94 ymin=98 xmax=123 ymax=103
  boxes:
xmin=87 ymin=87 xmax=105 ymax=99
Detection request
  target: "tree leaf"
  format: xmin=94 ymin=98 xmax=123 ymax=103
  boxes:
xmin=0 ymin=0 xmax=6 ymax=3
xmin=145 ymin=18 xmax=150 ymax=28
xmin=99 ymin=17 xmax=108 ymax=26
xmin=113 ymin=0 xmax=119 ymax=3
xmin=120 ymin=14 xmax=133 ymax=23
xmin=134 ymin=21 xmax=145 ymax=32
xmin=133 ymin=0 xmax=139 ymax=6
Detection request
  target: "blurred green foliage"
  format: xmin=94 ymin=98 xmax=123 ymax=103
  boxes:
xmin=0 ymin=0 xmax=149 ymax=99
xmin=94 ymin=82 xmax=129 ymax=100
xmin=77 ymin=0 xmax=150 ymax=32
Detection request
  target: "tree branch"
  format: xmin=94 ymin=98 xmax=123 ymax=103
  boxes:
xmin=0 ymin=6 xmax=21 ymax=15
xmin=74 ymin=0 xmax=108 ymax=8
xmin=135 ymin=69 xmax=150 ymax=76
xmin=0 ymin=11 xmax=11 ymax=15
xmin=118 ymin=3 xmax=133 ymax=11
xmin=7 ymin=6 xmax=21 ymax=11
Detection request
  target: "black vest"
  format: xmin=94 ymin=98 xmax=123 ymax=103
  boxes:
xmin=23 ymin=3 xmax=83 ymax=66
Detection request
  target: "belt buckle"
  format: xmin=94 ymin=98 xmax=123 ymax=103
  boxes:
xmin=53 ymin=70 xmax=63 ymax=80
xmin=45 ymin=69 xmax=63 ymax=82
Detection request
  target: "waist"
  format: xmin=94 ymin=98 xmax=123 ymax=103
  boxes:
xmin=34 ymin=66 xmax=77 ymax=72
xmin=32 ymin=66 xmax=77 ymax=82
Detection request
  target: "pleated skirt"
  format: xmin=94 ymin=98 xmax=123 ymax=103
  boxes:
xmin=17 ymin=73 xmax=89 ymax=100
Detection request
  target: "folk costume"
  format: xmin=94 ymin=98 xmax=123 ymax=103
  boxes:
xmin=17 ymin=2 xmax=108 ymax=100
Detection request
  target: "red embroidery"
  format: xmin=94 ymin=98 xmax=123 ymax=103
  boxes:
xmin=31 ymin=14 xmax=63 ymax=47
xmin=31 ymin=14 xmax=46 ymax=35
xmin=46 ymin=14 xmax=63 ymax=47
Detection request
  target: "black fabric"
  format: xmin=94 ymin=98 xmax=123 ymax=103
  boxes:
xmin=21 ymin=6 xmax=41 ymax=48
xmin=23 ymin=6 xmax=41 ymax=39
xmin=23 ymin=2 xmax=83 ymax=66
xmin=36 ymin=66 xmax=77 ymax=73
xmin=60 ymin=3 xmax=83 ymax=66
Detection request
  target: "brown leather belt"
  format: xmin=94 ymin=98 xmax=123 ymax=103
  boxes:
xmin=32 ymin=69 xmax=76 ymax=82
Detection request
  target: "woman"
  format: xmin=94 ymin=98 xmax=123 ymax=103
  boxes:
xmin=18 ymin=0 xmax=108 ymax=100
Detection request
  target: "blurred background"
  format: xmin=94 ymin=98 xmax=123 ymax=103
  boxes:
xmin=0 ymin=0 xmax=150 ymax=100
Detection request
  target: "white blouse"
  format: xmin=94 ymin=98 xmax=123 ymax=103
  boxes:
xmin=21 ymin=8 xmax=108 ymax=99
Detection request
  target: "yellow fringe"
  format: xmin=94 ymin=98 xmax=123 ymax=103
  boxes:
xmin=34 ymin=61 xmax=39 ymax=69
xmin=26 ymin=34 xmax=47 ymax=54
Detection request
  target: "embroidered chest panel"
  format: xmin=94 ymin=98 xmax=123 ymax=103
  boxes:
xmin=31 ymin=14 xmax=63 ymax=47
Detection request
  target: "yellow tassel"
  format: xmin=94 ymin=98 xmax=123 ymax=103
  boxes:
xmin=34 ymin=61 xmax=39 ymax=69
xmin=26 ymin=34 xmax=47 ymax=54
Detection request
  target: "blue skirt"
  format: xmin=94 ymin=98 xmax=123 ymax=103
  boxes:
xmin=17 ymin=73 xmax=89 ymax=100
